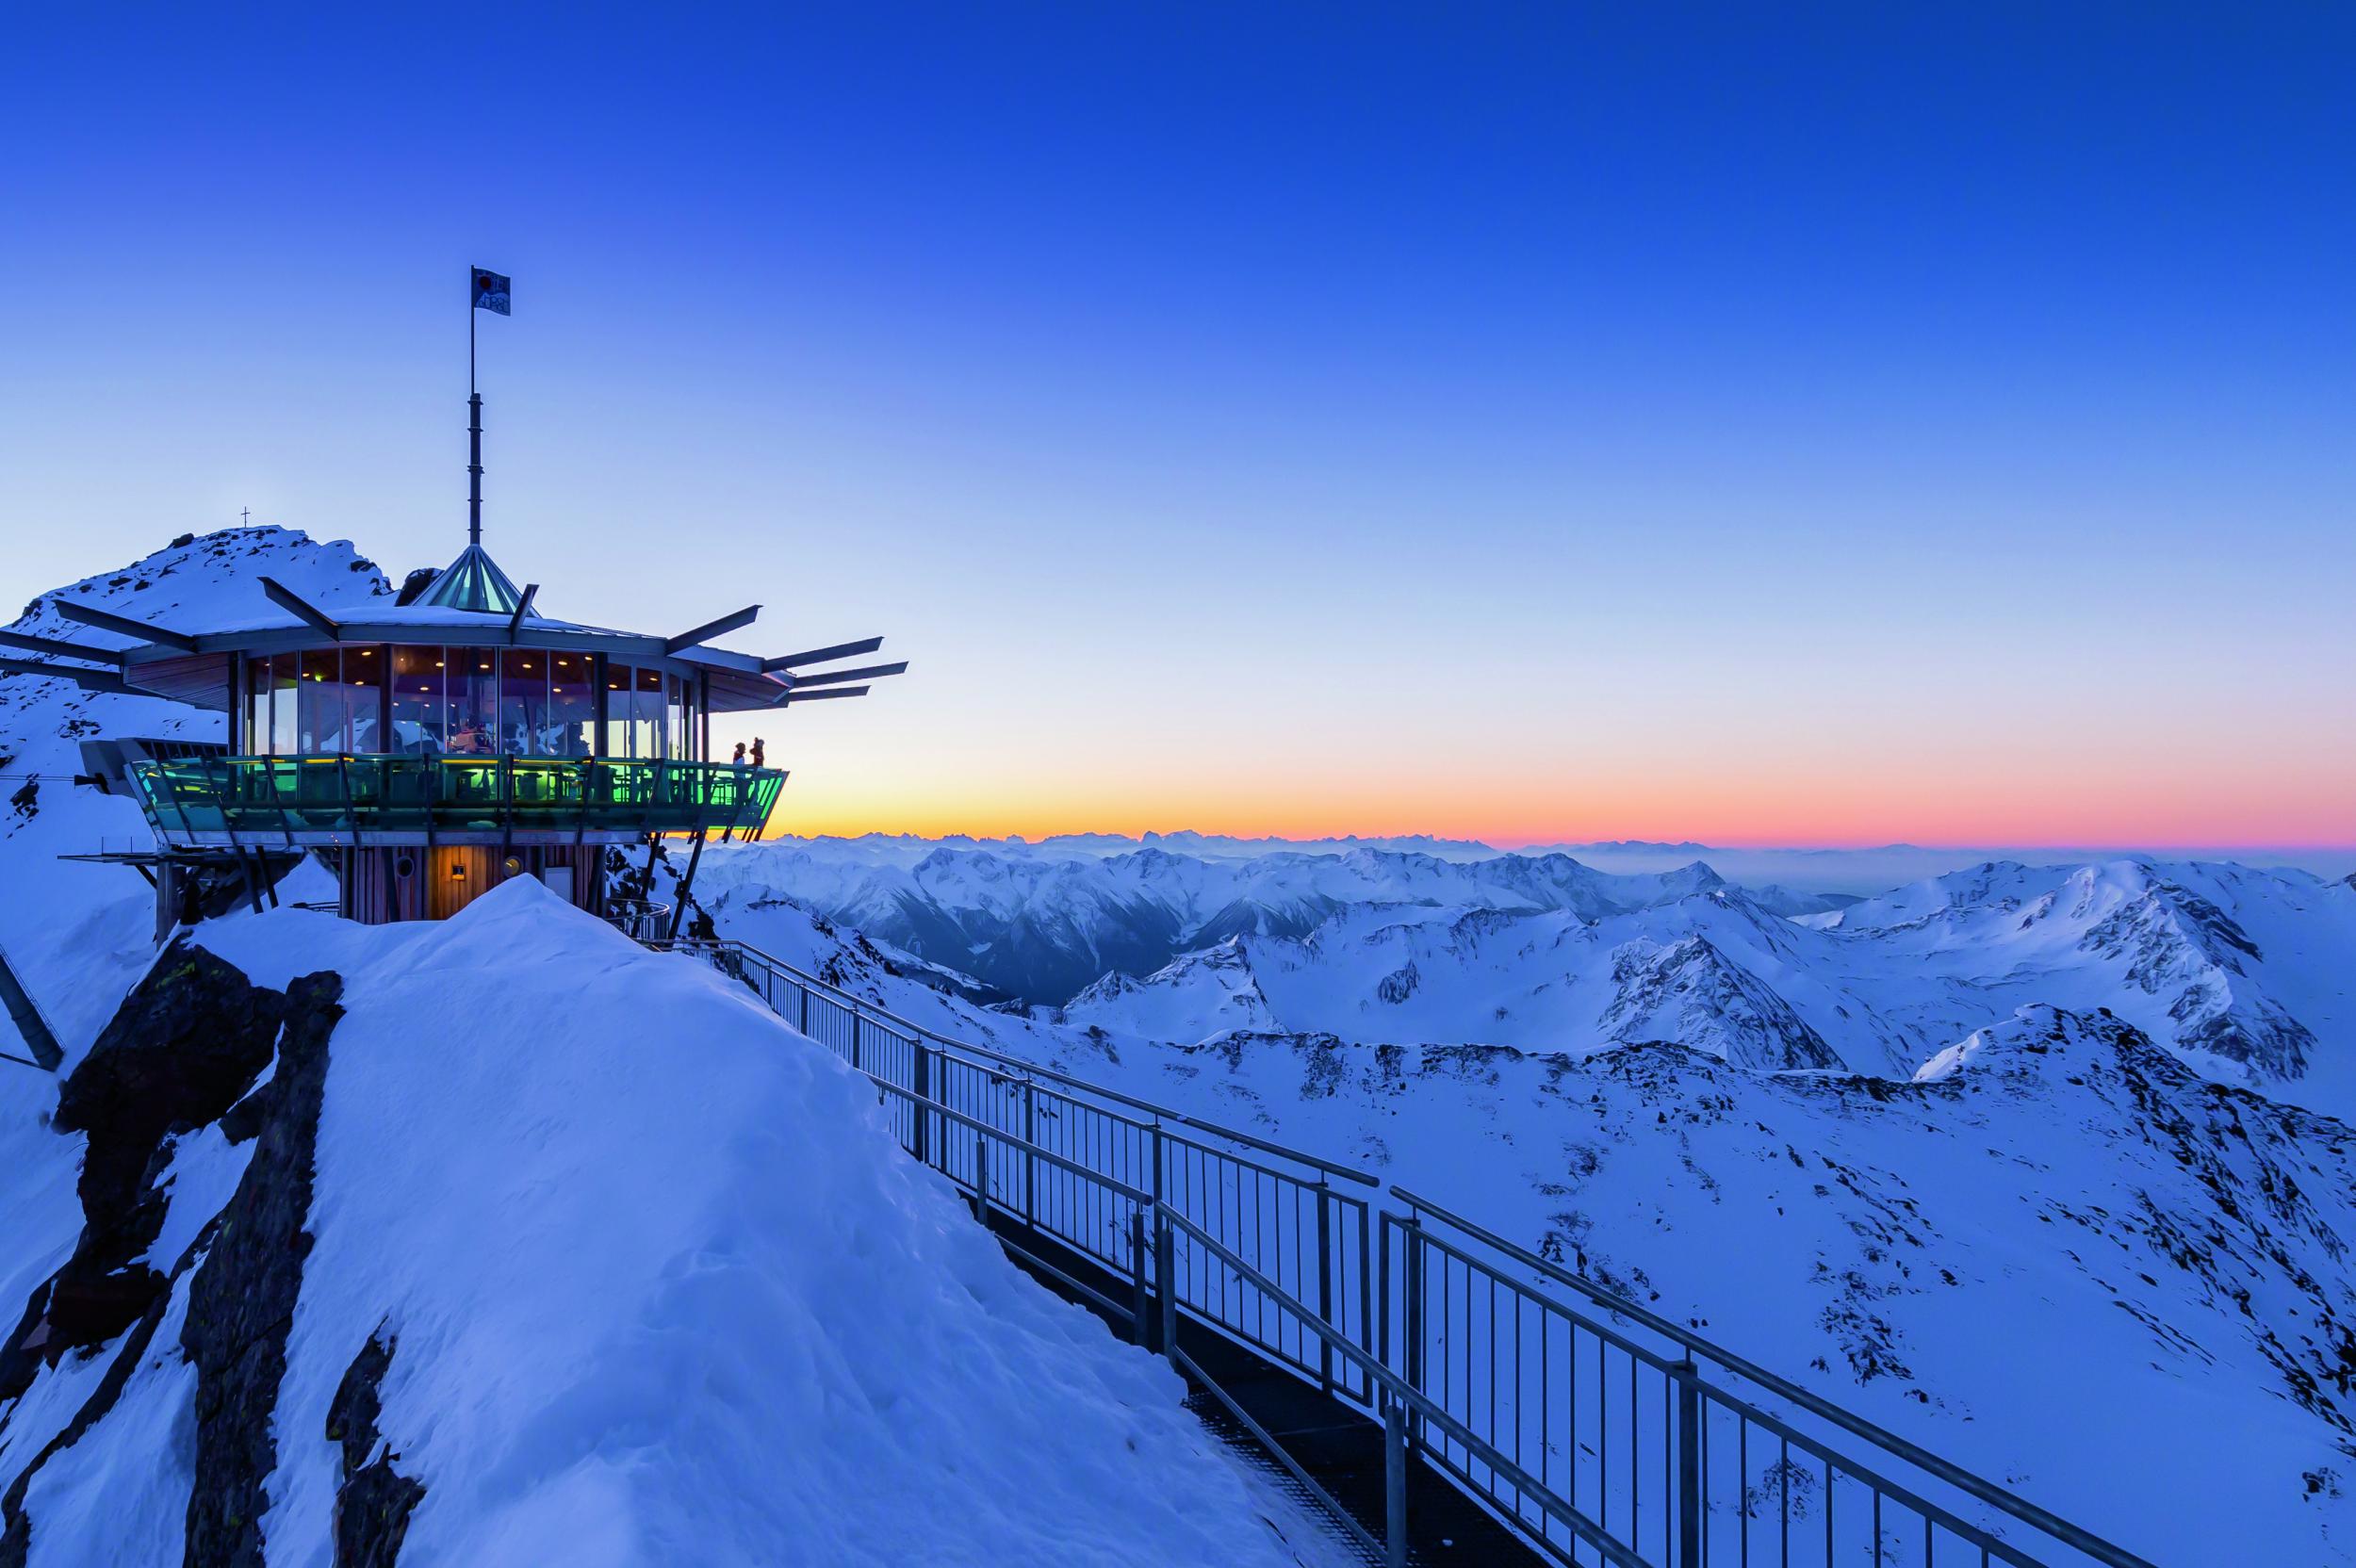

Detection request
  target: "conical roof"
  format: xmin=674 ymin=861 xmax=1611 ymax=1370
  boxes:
xmin=420 ymin=543 xmax=533 ymax=616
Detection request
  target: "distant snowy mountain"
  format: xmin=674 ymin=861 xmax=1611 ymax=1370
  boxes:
xmin=695 ymin=838 xmax=1735 ymax=1004
xmin=1044 ymin=858 xmax=2356 ymax=1109
xmin=706 ymin=836 xmax=2356 ymax=1113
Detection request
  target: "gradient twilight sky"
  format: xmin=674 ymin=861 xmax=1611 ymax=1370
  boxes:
xmin=3 ymin=6 xmax=2350 ymax=847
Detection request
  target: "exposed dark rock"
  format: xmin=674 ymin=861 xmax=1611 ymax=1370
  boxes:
xmin=183 ymin=970 xmax=343 ymax=1568
xmin=0 ymin=1251 xmax=188 ymax=1568
xmin=0 ymin=945 xmax=303 ymax=1560
xmin=0 ymin=1198 xmax=234 ymax=1562
xmin=326 ymin=1331 xmax=426 ymax=1568
xmin=0 ymin=945 xmax=285 ymax=1387
xmin=56 ymin=944 xmax=285 ymax=1223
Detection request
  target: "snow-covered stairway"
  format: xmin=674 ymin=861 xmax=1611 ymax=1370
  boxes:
xmin=655 ymin=934 xmax=2161 ymax=1568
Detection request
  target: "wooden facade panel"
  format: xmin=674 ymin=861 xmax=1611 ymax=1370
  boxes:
xmin=323 ymin=843 xmax=612 ymax=924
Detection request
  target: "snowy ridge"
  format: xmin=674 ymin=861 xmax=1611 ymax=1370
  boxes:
xmin=0 ymin=884 xmax=1341 ymax=1566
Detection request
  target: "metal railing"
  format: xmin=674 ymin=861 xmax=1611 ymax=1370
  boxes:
xmin=124 ymin=754 xmax=785 ymax=846
xmin=605 ymin=899 xmax=674 ymax=943
xmin=652 ymin=935 xmax=2158 ymax=1568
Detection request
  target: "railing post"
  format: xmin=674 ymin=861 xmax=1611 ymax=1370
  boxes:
xmin=1401 ymin=1213 xmax=1425 ymax=1450
xmin=1672 ymin=1359 xmax=1702 ymax=1568
xmin=1383 ymin=1389 xmax=1409 ymax=1568
xmin=1130 ymin=1208 xmax=1152 ymax=1348
xmin=911 ymin=1042 xmax=931 ymax=1166
xmin=797 ymin=981 xmax=810 ymax=1039
xmin=1357 ymin=1201 xmax=1375 ymax=1394
xmin=972 ymin=1129 xmax=990 ymax=1222
xmin=1155 ymin=1207 xmax=1178 ymax=1368
xmin=1022 ymin=1079 xmax=1037 ymax=1228
xmin=1316 ymin=1180 xmax=1334 ymax=1396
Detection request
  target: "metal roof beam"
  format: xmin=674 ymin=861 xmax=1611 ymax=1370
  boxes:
xmin=258 ymin=577 xmax=342 ymax=640
xmin=0 ymin=656 xmax=139 ymax=696
xmin=786 ymin=661 xmax=907 ymax=688
xmin=762 ymin=635 xmax=882 ymax=672
xmin=0 ymin=629 xmax=121 ymax=665
xmin=779 ymin=684 xmax=870 ymax=703
xmin=666 ymin=603 xmax=761 ymax=655
xmin=507 ymin=583 xmax=540 ymax=643
xmin=52 ymin=599 xmax=197 ymax=652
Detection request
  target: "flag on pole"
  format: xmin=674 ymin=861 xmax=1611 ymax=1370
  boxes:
xmin=471 ymin=269 xmax=512 ymax=316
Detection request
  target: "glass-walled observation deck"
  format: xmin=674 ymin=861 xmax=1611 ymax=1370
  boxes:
xmin=127 ymin=754 xmax=784 ymax=847
xmin=106 ymin=640 xmax=787 ymax=846
xmin=241 ymin=643 xmax=698 ymax=760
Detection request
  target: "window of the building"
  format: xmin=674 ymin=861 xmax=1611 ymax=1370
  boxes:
xmin=634 ymin=664 xmax=666 ymax=760
xmin=450 ymin=648 xmax=499 ymax=756
xmin=667 ymin=674 xmax=701 ymax=760
xmin=344 ymin=646 xmax=382 ymax=752
xmin=391 ymin=645 xmax=447 ymax=753
xmin=604 ymin=662 xmax=634 ymax=758
xmin=297 ymin=648 xmax=344 ymax=752
xmin=270 ymin=651 xmax=301 ymax=754
xmin=243 ymin=657 xmax=270 ymax=755
xmin=548 ymin=652 xmax=595 ymax=757
xmin=501 ymin=649 xmax=551 ymax=756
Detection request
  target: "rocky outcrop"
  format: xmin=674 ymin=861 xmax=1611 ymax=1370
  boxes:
xmin=182 ymin=970 xmax=341 ymax=1567
xmin=0 ymin=942 xmax=374 ymax=1568
xmin=5 ymin=944 xmax=283 ymax=1383
xmin=326 ymin=1331 xmax=427 ymax=1568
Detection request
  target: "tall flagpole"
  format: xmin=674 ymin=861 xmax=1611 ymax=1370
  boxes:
xmin=467 ymin=272 xmax=484 ymax=547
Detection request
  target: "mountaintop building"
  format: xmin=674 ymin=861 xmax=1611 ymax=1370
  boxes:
xmin=21 ymin=272 xmax=903 ymax=932
xmin=47 ymin=533 xmax=898 ymax=929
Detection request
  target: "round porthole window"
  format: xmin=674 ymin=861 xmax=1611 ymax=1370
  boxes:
xmin=392 ymin=854 xmax=416 ymax=879
xmin=501 ymin=855 xmax=524 ymax=877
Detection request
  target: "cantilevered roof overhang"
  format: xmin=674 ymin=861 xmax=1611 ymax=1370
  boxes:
xmin=43 ymin=577 xmax=904 ymax=715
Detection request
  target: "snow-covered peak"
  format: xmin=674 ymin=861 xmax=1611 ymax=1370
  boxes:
xmin=17 ymin=525 xmax=390 ymax=641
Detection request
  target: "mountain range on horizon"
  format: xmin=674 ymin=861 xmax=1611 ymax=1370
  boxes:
xmin=761 ymin=827 xmax=2356 ymax=890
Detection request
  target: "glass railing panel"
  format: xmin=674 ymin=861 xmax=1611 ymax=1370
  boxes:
xmin=280 ymin=758 xmax=348 ymax=831
xmin=127 ymin=756 xmax=788 ymax=843
xmin=507 ymin=759 xmax=581 ymax=820
xmin=374 ymin=757 xmax=435 ymax=832
xmin=129 ymin=763 xmax=191 ymax=836
xmin=242 ymin=758 xmax=298 ymax=835
xmin=439 ymin=759 xmax=506 ymax=831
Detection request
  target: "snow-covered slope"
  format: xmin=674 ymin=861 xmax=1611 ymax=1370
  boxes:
xmin=0 ymin=882 xmax=1339 ymax=1567
xmin=1082 ymin=1004 xmax=2354 ymax=1565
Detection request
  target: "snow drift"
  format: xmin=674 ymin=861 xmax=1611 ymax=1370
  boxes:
xmin=0 ymin=880 xmax=1332 ymax=1567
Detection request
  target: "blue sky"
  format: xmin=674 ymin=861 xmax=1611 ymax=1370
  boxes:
xmin=3 ymin=5 xmax=2350 ymax=843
